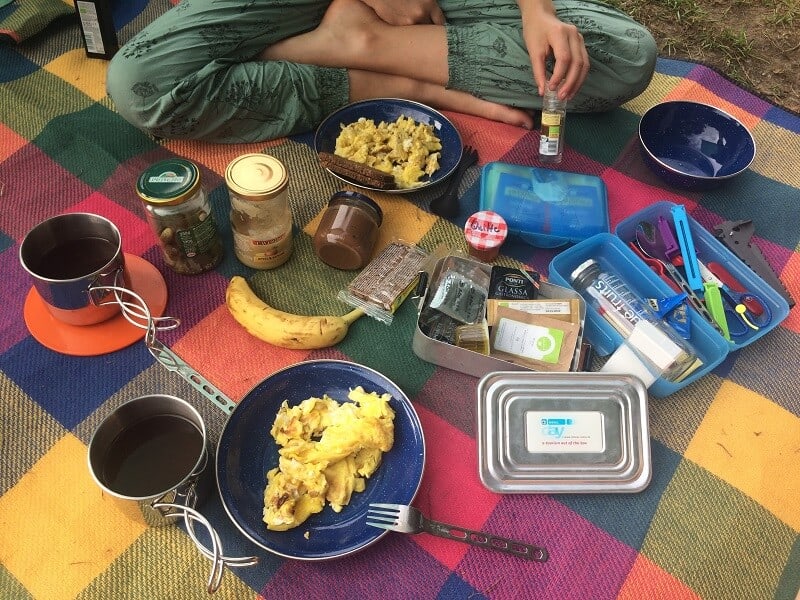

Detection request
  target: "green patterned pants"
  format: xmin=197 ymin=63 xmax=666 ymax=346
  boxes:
xmin=107 ymin=0 xmax=657 ymax=143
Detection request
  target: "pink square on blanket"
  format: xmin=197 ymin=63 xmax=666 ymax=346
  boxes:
xmin=411 ymin=404 xmax=501 ymax=569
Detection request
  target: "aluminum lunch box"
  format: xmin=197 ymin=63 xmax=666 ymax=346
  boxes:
xmin=477 ymin=371 xmax=651 ymax=493
xmin=412 ymin=254 xmax=586 ymax=378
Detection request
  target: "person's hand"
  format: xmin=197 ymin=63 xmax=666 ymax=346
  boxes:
xmin=359 ymin=0 xmax=445 ymax=25
xmin=518 ymin=0 xmax=589 ymax=101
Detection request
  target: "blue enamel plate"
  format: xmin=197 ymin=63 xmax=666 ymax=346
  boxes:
xmin=314 ymin=98 xmax=463 ymax=193
xmin=216 ymin=360 xmax=425 ymax=560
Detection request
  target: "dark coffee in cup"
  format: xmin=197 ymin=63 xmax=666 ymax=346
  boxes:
xmin=88 ymin=394 xmax=211 ymax=527
xmin=20 ymin=213 xmax=130 ymax=325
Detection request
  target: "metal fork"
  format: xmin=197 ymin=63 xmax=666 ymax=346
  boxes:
xmin=367 ymin=503 xmax=548 ymax=562
xmin=429 ymin=145 xmax=479 ymax=218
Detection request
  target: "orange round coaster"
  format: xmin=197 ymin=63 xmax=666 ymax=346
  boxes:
xmin=23 ymin=255 xmax=169 ymax=356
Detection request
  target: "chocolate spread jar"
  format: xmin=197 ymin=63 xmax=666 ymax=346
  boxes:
xmin=313 ymin=190 xmax=382 ymax=270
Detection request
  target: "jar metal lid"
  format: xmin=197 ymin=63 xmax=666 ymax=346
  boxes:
xmin=136 ymin=158 xmax=201 ymax=205
xmin=330 ymin=190 xmax=383 ymax=227
xmin=464 ymin=210 xmax=508 ymax=250
xmin=570 ymin=258 xmax=599 ymax=290
xmin=225 ymin=153 xmax=288 ymax=201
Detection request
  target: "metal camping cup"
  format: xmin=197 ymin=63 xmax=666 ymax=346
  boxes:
xmin=19 ymin=213 xmax=130 ymax=325
xmin=88 ymin=394 xmax=257 ymax=593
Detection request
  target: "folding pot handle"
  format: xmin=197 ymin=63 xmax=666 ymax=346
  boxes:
xmin=152 ymin=500 xmax=259 ymax=594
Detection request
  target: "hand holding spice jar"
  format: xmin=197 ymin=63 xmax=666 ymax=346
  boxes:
xmin=136 ymin=158 xmax=223 ymax=275
xmin=226 ymin=153 xmax=293 ymax=270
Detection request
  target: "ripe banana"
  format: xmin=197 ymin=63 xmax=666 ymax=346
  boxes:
xmin=225 ymin=276 xmax=364 ymax=350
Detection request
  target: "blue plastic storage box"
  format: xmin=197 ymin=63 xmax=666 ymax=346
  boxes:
xmin=548 ymin=202 xmax=790 ymax=397
xmin=479 ymin=162 xmax=609 ymax=248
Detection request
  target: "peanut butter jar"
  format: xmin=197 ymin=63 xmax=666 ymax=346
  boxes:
xmin=226 ymin=153 xmax=293 ymax=270
xmin=313 ymin=191 xmax=383 ymax=270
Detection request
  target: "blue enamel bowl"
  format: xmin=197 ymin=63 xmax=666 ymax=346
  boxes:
xmin=638 ymin=100 xmax=756 ymax=191
xmin=314 ymin=98 xmax=463 ymax=194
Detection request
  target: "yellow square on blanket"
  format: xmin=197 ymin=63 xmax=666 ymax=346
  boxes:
xmin=0 ymin=434 xmax=146 ymax=598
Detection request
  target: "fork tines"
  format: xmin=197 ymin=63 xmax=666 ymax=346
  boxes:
xmin=366 ymin=503 xmax=402 ymax=529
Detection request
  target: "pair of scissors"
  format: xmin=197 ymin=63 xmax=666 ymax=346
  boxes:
xmin=718 ymin=286 xmax=772 ymax=338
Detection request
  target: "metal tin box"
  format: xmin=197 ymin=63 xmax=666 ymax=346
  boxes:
xmin=412 ymin=255 xmax=586 ymax=378
xmin=477 ymin=371 xmax=651 ymax=493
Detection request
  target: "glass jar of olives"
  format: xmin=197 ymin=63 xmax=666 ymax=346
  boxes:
xmin=136 ymin=158 xmax=223 ymax=275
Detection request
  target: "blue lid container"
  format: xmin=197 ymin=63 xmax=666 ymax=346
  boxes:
xmin=479 ymin=162 xmax=609 ymax=248
xmin=615 ymin=201 xmax=790 ymax=351
xmin=548 ymin=233 xmax=730 ymax=398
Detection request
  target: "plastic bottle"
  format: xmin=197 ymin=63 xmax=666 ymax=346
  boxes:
xmin=570 ymin=259 xmax=701 ymax=382
xmin=539 ymin=86 xmax=567 ymax=164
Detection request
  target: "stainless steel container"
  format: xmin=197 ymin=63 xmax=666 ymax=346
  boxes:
xmin=477 ymin=371 xmax=651 ymax=493
xmin=412 ymin=254 xmax=586 ymax=377
xmin=87 ymin=393 xmax=258 ymax=592
xmin=19 ymin=213 xmax=129 ymax=326
xmin=87 ymin=394 xmax=212 ymax=527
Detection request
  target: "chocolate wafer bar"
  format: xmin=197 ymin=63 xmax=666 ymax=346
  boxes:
xmin=318 ymin=152 xmax=396 ymax=189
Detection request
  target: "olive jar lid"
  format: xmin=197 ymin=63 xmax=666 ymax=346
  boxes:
xmin=225 ymin=153 xmax=288 ymax=200
xmin=136 ymin=158 xmax=201 ymax=205
xmin=477 ymin=371 xmax=651 ymax=494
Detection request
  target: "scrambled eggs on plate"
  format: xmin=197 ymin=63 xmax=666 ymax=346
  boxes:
xmin=335 ymin=115 xmax=442 ymax=189
xmin=263 ymin=387 xmax=395 ymax=531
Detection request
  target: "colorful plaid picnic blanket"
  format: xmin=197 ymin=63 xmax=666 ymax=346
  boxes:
xmin=1 ymin=2 xmax=798 ymax=599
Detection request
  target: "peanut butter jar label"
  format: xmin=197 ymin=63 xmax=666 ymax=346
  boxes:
xmin=233 ymin=228 xmax=293 ymax=269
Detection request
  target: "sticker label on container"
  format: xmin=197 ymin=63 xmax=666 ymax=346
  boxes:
xmin=495 ymin=300 xmax=571 ymax=315
xmin=176 ymin=215 xmax=218 ymax=258
xmin=525 ymin=411 xmax=605 ymax=453
xmin=493 ymin=318 xmax=564 ymax=363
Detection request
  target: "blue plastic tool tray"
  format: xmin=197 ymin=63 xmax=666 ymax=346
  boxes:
xmin=548 ymin=201 xmax=790 ymax=397
xmin=615 ymin=201 xmax=789 ymax=351
xmin=479 ymin=162 xmax=609 ymax=248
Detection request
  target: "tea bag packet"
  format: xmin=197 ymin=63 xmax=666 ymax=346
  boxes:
xmin=418 ymin=307 xmax=461 ymax=344
xmin=454 ymin=319 xmax=491 ymax=354
xmin=489 ymin=306 xmax=580 ymax=372
xmin=417 ymin=252 xmax=491 ymax=345
xmin=486 ymin=297 xmax=582 ymax=327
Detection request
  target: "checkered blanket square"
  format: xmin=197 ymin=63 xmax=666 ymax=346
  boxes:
xmin=1 ymin=1 xmax=799 ymax=599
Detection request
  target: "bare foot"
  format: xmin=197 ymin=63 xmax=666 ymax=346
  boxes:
xmin=348 ymin=70 xmax=535 ymax=130
xmin=262 ymin=0 xmax=534 ymax=129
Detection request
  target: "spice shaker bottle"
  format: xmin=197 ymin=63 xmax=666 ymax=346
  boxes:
xmin=226 ymin=153 xmax=293 ymax=270
xmin=136 ymin=158 xmax=223 ymax=275
xmin=313 ymin=190 xmax=382 ymax=270
xmin=539 ymin=86 xmax=567 ymax=164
